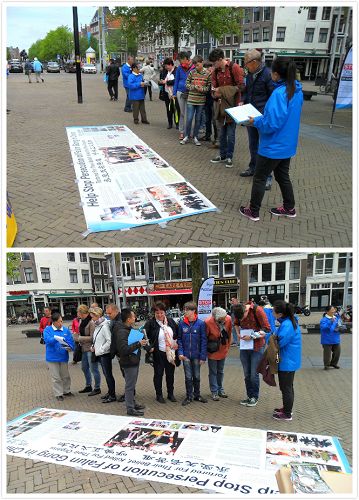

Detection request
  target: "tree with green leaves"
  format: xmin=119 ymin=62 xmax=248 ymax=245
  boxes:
xmin=105 ymin=28 xmax=137 ymax=57
xmin=79 ymin=34 xmax=99 ymax=58
xmin=111 ymin=7 xmax=243 ymax=55
xmin=7 ymin=253 xmax=21 ymax=280
xmin=29 ymin=26 xmax=73 ymax=61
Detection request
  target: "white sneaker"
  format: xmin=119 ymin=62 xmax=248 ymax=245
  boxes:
xmin=180 ymin=136 xmax=189 ymax=145
xmin=193 ymin=137 xmax=201 ymax=146
xmin=225 ymin=158 xmax=233 ymax=168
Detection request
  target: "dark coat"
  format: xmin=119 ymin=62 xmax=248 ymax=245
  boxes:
xmin=244 ymin=65 xmax=275 ymax=113
xmin=106 ymin=62 xmax=120 ymax=81
xmin=144 ymin=316 xmax=178 ymax=352
xmin=114 ymin=322 xmax=141 ymax=368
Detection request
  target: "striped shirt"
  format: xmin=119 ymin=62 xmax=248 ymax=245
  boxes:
xmin=185 ymin=69 xmax=211 ymax=105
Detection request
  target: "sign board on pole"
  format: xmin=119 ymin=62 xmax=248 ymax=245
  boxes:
xmin=198 ymin=277 xmax=215 ymax=320
xmin=335 ymin=46 xmax=352 ymax=109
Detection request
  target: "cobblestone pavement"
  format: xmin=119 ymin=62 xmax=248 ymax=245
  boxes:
xmin=7 ymin=323 xmax=352 ymax=493
xmin=7 ymin=73 xmax=352 ymax=248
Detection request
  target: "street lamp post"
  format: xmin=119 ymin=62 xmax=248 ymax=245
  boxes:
xmin=72 ymin=7 xmax=83 ymax=103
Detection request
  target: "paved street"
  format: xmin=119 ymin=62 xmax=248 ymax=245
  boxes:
xmin=7 ymin=73 xmax=352 ymax=247
xmin=7 ymin=323 xmax=352 ymax=494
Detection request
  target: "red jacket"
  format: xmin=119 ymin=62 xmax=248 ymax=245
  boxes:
xmin=205 ymin=315 xmax=232 ymax=360
xmin=39 ymin=316 xmax=51 ymax=334
xmin=211 ymin=61 xmax=245 ymax=105
xmin=234 ymin=304 xmax=270 ymax=352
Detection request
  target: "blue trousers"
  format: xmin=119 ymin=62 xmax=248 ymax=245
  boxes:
xmin=239 ymin=347 xmax=264 ymax=399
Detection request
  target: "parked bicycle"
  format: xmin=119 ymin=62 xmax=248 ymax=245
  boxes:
xmin=319 ymin=75 xmax=338 ymax=94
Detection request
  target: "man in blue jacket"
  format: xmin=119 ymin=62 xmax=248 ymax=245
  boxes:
xmin=172 ymin=52 xmax=195 ymax=139
xmin=33 ymin=57 xmax=44 ymax=83
xmin=44 ymin=312 xmax=75 ymax=401
xmin=320 ymin=305 xmax=341 ymax=370
xmin=128 ymin=63 xmax=150 ymax=125
xmin=121 ymin=55 xmax=134 ymax=112
xmin=177 ymin=301 xmax=207 ymax=406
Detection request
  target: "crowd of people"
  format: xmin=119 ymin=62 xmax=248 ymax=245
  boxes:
xmin=39 ymin=297 xmax=330 ymax=423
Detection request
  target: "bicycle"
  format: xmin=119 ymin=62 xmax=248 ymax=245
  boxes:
xmin=319 ymin=76 xmax=338 ymax=94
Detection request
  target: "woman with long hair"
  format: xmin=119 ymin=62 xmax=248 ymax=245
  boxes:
xmin=240 ymin=58 xmax=303 ymax=221
xmin=272 ymin=300 xmax=302 ymax=421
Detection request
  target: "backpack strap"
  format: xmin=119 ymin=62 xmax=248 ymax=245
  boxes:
xmin=252 ymin=304 xmax=262 ymax=331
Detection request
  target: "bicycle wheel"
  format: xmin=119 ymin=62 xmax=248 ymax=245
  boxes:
xmin=319 ymin=83 xmax=326 ymax=93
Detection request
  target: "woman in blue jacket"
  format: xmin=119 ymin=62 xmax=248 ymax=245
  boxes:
xmin=44 ymin=312 xmax=75 ymax=401
xmin=240 ymin=58 xmax=303 ymax=222
xmin=320 ymin=305 xmax=341 ymax=370
xmin=271 ymin=300 xmax=301 ymax=421
xmin=127 ymin=63 xmax=150 ymax=125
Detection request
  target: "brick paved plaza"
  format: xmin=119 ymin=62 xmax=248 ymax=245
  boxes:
xmin=7 ymin=322 xmax=352 ymax=494
xmin=7 ymin=73 xmax=352 ymax=248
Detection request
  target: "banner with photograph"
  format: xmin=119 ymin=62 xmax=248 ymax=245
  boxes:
xmin=197 ymin=277 xmax=215 ymax=321
xmin=335 ymin=46 xmax=352 ymax=110
xmin=7 ymin=408 xmax=351 ymax=495
xmin=66 ymin=125 xmax=217 ymax=234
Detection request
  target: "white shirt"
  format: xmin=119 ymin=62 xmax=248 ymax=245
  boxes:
xmin=157 ymin=323 xmax=174 ymax=352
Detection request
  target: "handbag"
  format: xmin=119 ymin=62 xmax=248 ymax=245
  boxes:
xmin=73 ymin=342 xmax=82 ymax=362
xmin=207 ymin=339 xmax=220 ymax=353
xmin=91 ymin=351 xmax=99 ymax=363
xmin=39 ymin=336 xmax=45 ymax=345
xmin=145 ymin=351 xmax=154 ymax=366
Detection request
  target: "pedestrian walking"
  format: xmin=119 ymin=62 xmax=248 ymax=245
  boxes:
xmin=271 ymin=300 xmax=301 ymax=421
xmin=106 ymin=58 xmax=120 ymax=101
xmin=172 ymin=52 xmax=195 ymax=140
xmin=320 ymin=305 xmax=342 ymax=370
xmin=240 ymin=49 xmax=275 ymax=191
xmin=24 ymin=58 xmax=32 ymax=83
xmin=76 ymin=304 xmax=101 ymax=396
xmin=140 ymin=60 xmax=156 ymax=100
xmin=121 ymin=55 xmax=134 ymax=112
xmin=205 ymin=307 xmax=232 ymax=401
xmin=177 ymin=301 xmax=208 ymax=406
xmin=128 ymin=63 xmax=150 ymax=125
xmin=239 ymin=58 xmax=303 ymax=221
xmin=33 ymin=57 xmax=44 ymax=83
xmin=144 ymin=302 xmax=179 ymax=404
xmin=43 ymin=312 xmax=75 ymax=401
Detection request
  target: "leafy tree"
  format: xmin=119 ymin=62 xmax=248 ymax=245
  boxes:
xmin=111 ymin=7 xmax=243 ymax=54
xmin=7 ymin=48 xmax=11 ymax=61
xmin=7 ymin=253 xmax=21 ymax=280
xmin=29 ymin=26 xmax=73 ymax=60
xmin=105 ymin=28 xmax=137 ymax=57
xmin=79 ymin=34 xmax=99 ymax=58
xmin=28 ymin=39 xmax=46 ymax=60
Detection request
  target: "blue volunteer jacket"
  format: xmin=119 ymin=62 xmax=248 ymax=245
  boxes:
xmin=177 ymin=316 xmax=207 ymax=361
xmin=264 ymin=307 xmax=277 ymax=334
xmin=253 ymin=80 xmax=303 ymax=159
xmin=128 ymin=72 xmax=145 ymax=100
xmin=320 ymin=316 xmax=340 ymax=345
xmin=276 ymin=317 xmax=301 ymax=371
xmin=44 ymin=325 xmax=75 ymax=363
xmin=173 ymin=64 xmax=195 ymax=96
xmin=121 ymin=63 xmax=132 ymax=89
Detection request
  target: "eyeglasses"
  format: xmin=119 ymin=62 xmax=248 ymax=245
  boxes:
xmin=245 ymin=59 xmax=257 ymax=65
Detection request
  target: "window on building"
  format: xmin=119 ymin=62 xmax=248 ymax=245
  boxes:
xmin=94 ymin=279 xmax=102 ymax=292
xmin=69 ymin=269 xmax=78 ymax=283
xmin=225 ymin=49 xmax=231 ymax=59
xmin=258 ymin=286 xmax=266 ymax=295
xmin=208 ymin=259 xmax=219 ymax=277
xmin=243 ymin=8 xmax=251 ymax=24
xmin=322 ymin=7 xmax=331 ymax=20
xmin=262 ymin=27 xmax=270 ymax=41
xmin=277 ymin=284 xmax=285 ymax=294
xmin=314 ymin=253 xmax=334 ymax=275
xmin=186 ymin=260 xmax=192 ymax=279
xmin=80 ymin=253 xmax=87 ymax=262
xmin=67 ymin=252 xmax=75 ymax=262
xmin=154 ymin=262 xmax=166 ymax=281
xmin=243 ymin=30 xmax=250 ymax=43
xmin=225 ymin=35 xmax=232 ymax=45
xmin=203 ymin=30 xmax=209 ymax=43
xmin=104 ymin=279 xmax=112 ymax=292
xmin=102 ymin=261 xmax=108 ymax=275
xmin=122 ymin=257 xmax=131 ymax=277
xmin=223 ymin=262 xmax=235 ymax=277
xmin=304 ymin=28 xmax=315 ymax=42
xmin=253 ymin=7 xmax=260 ymax=22
xmin=21 ymin=253 xmax=31 ymax=261
xmin=13 ymin=274 xmax=22 ymax=284
xmin=289 ymin=283 xmax=300 ymax=292
xmin=249 ymin=265 xmax=258 ymax=283
xmin=233 ymin=35 xmax=239 ymax=44
xmin=135 ymin=257 xmax=145 ymax=277
xmin=249 ymin=286 xmax=257 ymax=295
xmin=276 ymin=27 xmax=286 ymax=42
xmin=24 ymin=268 xmax=34 ymax=283
xmin=263 ymin=7 xmax=271 ymax=21
xmin=338 ymin=253 xmax=352 ymax=273
xmin=289 ymin=261 xmax=300 ymax=280
xmin=307 ymin=7 xmax=317 ymax=20
xmin=93 ymin=260 xmax=101 ymax=274
xmin=170 ymin=261 xmax=182 ymax=280
xmin=262 ymin=263 xmax=272 ymax=282
xmin=253 ymin=29 xmax=259 ymax=42
xmin=275 ymin=262 xmax=285 ymax=281
xmin=318 ymin=28 xmax=329 ymax=43
xmin=40 ymin=267 xmax=51 ymax=283
xmin=219 ymin=37 xmax=224 ymax=45
xmin=203 ymin=48 xmax=209 ymax=60
xmin=82 ymin=270 xmax=90 ymax=283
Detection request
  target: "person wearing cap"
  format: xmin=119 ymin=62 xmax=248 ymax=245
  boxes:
xmin=33 ymin=57 xmax=44 ymax=83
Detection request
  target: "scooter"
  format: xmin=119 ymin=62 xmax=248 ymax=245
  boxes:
xmin=294 ymin=305 xmax=311 ymax=316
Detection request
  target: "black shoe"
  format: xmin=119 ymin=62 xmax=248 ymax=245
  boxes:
xmin=110 ymin=97 xmax=114 ymax=101
xmin=102 ymin=396 xmax=117 ymax=403
xmin=134 ymin=120 xmax=139 ymax=124
xmin=79 ymin=386 xmax=92 ymax=393
xmin=117 ymin=394 xmax=126 ymax=402
xmin=56 ymin=395 xmax=64 ymax=401
xmin=127 ymin=409 xmax=144 ymax=416
xmin=182 ymin=398 xmax=192 ymax=406
xmin=240 ymin=168 xmax=255 ymax=177
xmin=88 ymin=388 xmax=101 ymax=396
xmin=167 ymin=395 xmax=177 ymax=402
xmin=63 ymin=392 xmax=74 ymax=396
xmin=167 ymin=125 xmax=173 ymax=129
xmin=135 ymin=403 xmax=146 ymax=410
xmin=194 ymin=396 xmax=208 ymax=403
xmin=142 ymin=120 xmax=150 ymax=124
xmin=156 ymin=395 xmax=166 ymax=404
xmin=330 ymin=364 xmax=340 ymax=369
xmin=101 ymin=393 xmax=110 ymax=400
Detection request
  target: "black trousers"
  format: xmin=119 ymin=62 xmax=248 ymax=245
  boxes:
xmin=323 ymin=344 xmax=341 ymax=367
xmin=153 ymin=350 xmax=175 ymax=397
xmin=100 ymin=353 xmax=115 ymax=397
xmin=278 ymin=370 xmax=295 ymax=415
xmin=108 ymin=79 xmax=118 ymax=99
xmin=250 ymin=155 xmax=295 ymax=215
xmin=144 ymin=84 xmax=152 ymax=100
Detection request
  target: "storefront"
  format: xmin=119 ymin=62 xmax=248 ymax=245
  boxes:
xmin=47 ymin=293 xmax=94 ymax=319
xmin=6 ymin=293 xmax=32 ymax=318
xmin=213 ymin=278 xmax=239 ymax=309
xmin=309 ymin=282 xmax=352 ymax=311
xmin=148 ymin=281 xmax=192 ymax=309
xmin=118 ymin=284 xmax=149 ymax=309
xmin=248 ymin=284 xmax=286 ymax=305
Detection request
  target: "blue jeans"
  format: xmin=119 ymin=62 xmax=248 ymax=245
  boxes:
xmin=183 ymin=358 xmax=201 ymax=399
xmin=239 ymin=347 xmax=264 ymax=399
xmin=185 ymin=103 xmax=204 ymax=139
xmin=208 ymin=358 xmax=225 ymax=394
xmin=220 ymin=121 xmax=236 ymax=159
xmin=81 ymin=351 xmax=101 ymax=390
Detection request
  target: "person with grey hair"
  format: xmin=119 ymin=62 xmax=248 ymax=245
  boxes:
xmin=240 ymin=49 xmax=275 ymax=190
xmin=204 ymin=307 xmax=232 ymax=401
xmin=140 ymin=60 xmax=156 ymax=101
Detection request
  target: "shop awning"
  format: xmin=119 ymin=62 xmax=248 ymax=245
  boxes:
xmin=275 ymin=52 xmax=330 ymax=58
xmin=48 ymin=293 xmax=93 ymax=298
xmin=7 ymin=294 xmax=30 ymax=301
xmin=148 ymin=289 xmax=192 ymax=296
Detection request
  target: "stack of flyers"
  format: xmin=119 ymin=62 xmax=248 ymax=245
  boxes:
xmin=290 ymin=462 xmax=332 ymax=494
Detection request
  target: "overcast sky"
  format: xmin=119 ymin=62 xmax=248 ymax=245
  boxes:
xmin=7 ymin=6 xmax=97 ymax=51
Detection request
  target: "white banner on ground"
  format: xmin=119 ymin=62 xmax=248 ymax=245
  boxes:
xmin=335 ymin=47 xmax=352 ymax=109
xmin=197 ymin=277 xmax=215 ymax=321
xmin=7 ymin=409 xmax=351 ymax=495
xmin=66 ymin=125 xmax=217 ymax=233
